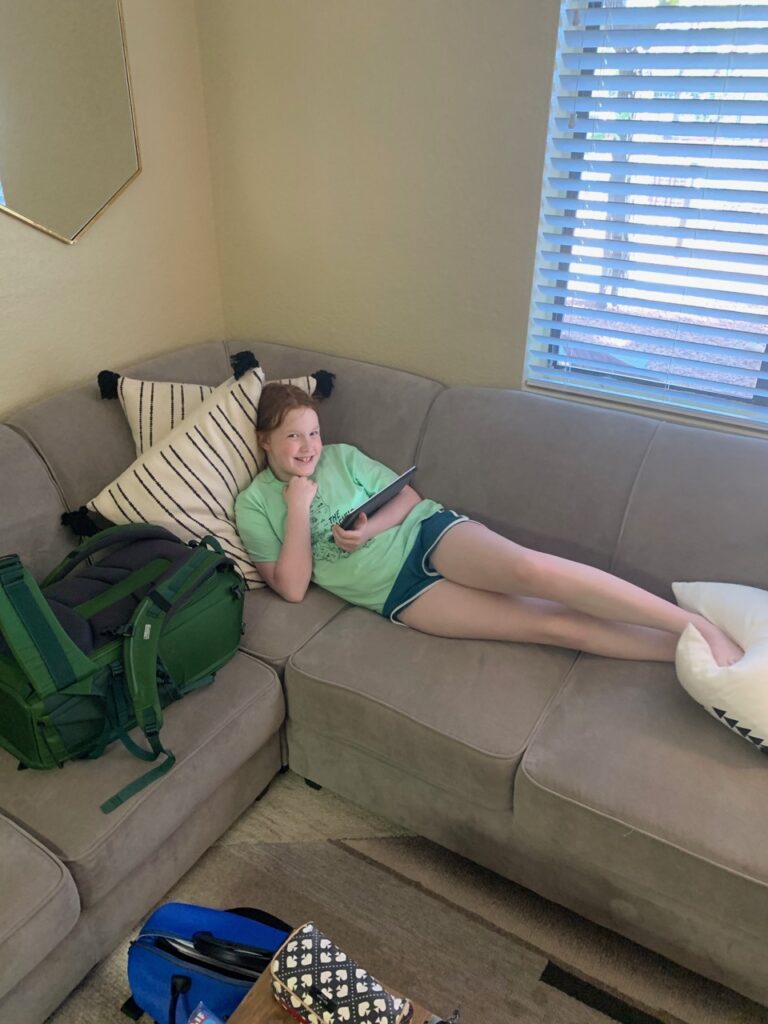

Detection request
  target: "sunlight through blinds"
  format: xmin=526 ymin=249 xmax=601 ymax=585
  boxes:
xmin=525 ymin=0 xmax=768 ymax=427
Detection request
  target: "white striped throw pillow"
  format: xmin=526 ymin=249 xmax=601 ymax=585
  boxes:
xmin=87 ymin=366 xmax=315 ymax=589
xmin=99 ymin=363 xmax=325 ymax=456
xmin=115 ymin=378 xmax=214 ymax=455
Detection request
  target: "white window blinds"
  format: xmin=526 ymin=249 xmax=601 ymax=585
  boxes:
xmin=525 ymin=0 xmax=768 ymax=428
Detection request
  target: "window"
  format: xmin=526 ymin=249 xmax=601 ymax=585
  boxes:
xmin=525 ymin=0 xmax=768 ymax=429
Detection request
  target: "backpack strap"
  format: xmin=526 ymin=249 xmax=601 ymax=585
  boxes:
xmin=42 ymin=524 xmax=182 ymax=587
xmin=0 ymin=554 xmax=97 ymax=699
xmin=124 ymin=540 xmax=232 ymax=734
xmin=100 ymin=540 xmax=236 ymax=814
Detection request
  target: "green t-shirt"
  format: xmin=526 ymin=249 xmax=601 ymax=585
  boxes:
xmin=235 ymin=444 xmax=443 ymax=613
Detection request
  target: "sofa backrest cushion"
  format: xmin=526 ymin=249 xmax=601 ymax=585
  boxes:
xmin=226 ymin=341 xmax=444 ymax=474
xmin=8 ymin=342 xmax=232 ymax=510
xmin=419 ymin=387 xmax=768 ymax=595
xmin=10 ymin=340 xmax=443 ymax=515
xmin=611 ymin=421 xmax=768 ymax=594
xmin=417 ymin=387 xmax=658 ymax=571
xmin=0 ymin=427 xmax=72 ymax=580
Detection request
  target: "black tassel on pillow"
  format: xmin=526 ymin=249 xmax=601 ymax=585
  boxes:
xmin=312 ymin=370 xmax=336 ymax=399
xmin=230 ymin=351 xmax=259 ymax=379
xmin=98 ymin=371 xmax=120 ymax=400
xmin=61 ymin=507 xmax=102 ymax=538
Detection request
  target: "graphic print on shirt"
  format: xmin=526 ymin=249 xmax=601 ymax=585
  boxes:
xmin=309 ymin=493 xmax=349 ymax=563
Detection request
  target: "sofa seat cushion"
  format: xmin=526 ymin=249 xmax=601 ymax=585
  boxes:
xmin=286 ymin=607 xmax=577 ymax=811
xmin=520 ymin=654 xmax=768 ymax=886
xmin=0 ymin=652 xmax=283 ymax=909
xmin=0 ymin=816 xmax=80 ymax=998
xmin=241 ymin=585 xmax=346 ymax=672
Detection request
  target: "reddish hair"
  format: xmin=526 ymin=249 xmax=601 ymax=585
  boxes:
xmin=256 ymin=383 xmax=318 ymax=443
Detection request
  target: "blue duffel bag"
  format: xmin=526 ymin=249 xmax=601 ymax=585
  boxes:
xmin=121 ymin=902 xmax=292 ymax=1024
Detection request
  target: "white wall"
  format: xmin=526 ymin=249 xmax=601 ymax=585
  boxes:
xmin=0 ymin=0 xmax=225 ymax=418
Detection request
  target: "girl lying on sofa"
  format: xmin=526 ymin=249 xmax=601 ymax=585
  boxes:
xmin=235 ymin=384 xmax=743 ymax=666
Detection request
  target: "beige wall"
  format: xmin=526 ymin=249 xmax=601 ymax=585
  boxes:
xmin=0 ymin=0 xmax=138 ymax=240
xmin=196 ymin=0 xmax=560 ymax=388
xmin=0 ymin=0 xmax=224 ymax=418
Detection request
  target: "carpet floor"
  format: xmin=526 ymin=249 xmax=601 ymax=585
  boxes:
xmin=46 ymin=771 xmax=768 ymax=1024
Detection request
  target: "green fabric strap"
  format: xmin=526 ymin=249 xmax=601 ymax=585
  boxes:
xmin=42 ymin=524 xmax=178 ymax=588
xmin=85 ymin=663 xmax=129 ymax=761
xmin=178 ymin=672 xmax=215 ymax=697
xmin=0 ymin=556 xmax=95 ymax=697
xmin=37 ymin=719 xmax=71 ymax=767
xmin=0 ymin=587 xmax=56 ymax=697
xmin=109 ymin=547 xmax=224 ymax=816
xmin=100 ymin=746 xmax=176 ymax=814
xmin=74 ymin=559 xmax=169 ymax=620
xmin=123 ymin=546 xmax=224 ymax=733
xmin=118 ymin=733 xmax=160 ymax=762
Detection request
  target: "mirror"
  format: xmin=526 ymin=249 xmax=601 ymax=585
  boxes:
xmin=0 ymin=0 xmax=139 ymax=244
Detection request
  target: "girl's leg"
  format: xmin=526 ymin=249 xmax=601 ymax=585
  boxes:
xmin=430 ymin=522 xmax=742 ymax=666
xmin=398 ymin=580 xmax=679 ymax=661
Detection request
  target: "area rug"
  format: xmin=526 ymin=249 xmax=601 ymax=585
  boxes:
xmin=338 ymin=835 xmax=768 ymax=1024
xmin=46 ymin=772 xmax=768 ymax=1024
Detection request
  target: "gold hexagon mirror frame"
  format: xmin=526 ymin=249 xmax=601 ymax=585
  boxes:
xmin=0 ymin=0 xmax=140 ymax=244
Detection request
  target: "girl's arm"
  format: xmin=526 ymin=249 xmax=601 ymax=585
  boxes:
xmin=259 ymin=477 xmax=317 ymax=602
xmin=332 ymin=484 xmax=421 ymax=552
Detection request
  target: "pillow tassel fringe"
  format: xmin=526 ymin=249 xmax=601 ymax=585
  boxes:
xmin=312 ymin=370 xmax=336 ymax=398
xmin=98 ymin=371 xmax=120 ymax=400
xmin=61 ymin=507 xmax=102 ymax=538
xmin=230 ymin=351 xmax=259 ymax=379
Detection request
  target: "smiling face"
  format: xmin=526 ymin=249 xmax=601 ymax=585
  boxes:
xmin=260 ymin=406 xmax=322 ymax=482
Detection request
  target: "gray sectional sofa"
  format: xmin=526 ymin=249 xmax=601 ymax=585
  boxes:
xmin=2 ymin=338 xmax=768 ymax=1021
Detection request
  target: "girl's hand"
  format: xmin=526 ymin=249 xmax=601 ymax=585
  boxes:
xmin=283 ymin=476 xmax=317 ymax=512
xmin=331 ymin=513 xmax=370 ymax=552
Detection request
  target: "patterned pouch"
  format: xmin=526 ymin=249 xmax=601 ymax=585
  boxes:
xmin=270 ymin=922 xmax=413 ymax=1024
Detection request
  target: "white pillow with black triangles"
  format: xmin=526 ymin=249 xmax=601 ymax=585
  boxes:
xmin=674 ymin=581 xmax=768 ymax=754
xmin=87 ymin=363 xmax=333 ymax=589
xmin=99 ymin=351 xmax=334 ymax=456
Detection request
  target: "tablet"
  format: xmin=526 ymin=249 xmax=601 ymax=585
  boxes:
xmin=340 ymin=466 xmax=417 ymax=530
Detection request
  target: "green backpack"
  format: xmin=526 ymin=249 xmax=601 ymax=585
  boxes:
xmin=0 ymin=524 xmax=245 ymax=813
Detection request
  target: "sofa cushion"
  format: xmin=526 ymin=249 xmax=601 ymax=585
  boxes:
xmin=415 ymin=387 xmax=658 ymax=567
xmin=0 ymin=426 xmax=72 ymax=581
xmin=611 ymin=420 xmax=768 ymax=596
xmin=520 ymin=654 xmax=768 ymax=889
xmin=286 ymin=606 xmax=578 ymax=811
xmin=0 ymin=817 xmax=80 ymax=999
xmin=0 ymin=652 xmax=284 ymax=908
xmin=226 ymin=341 xmax=444 ymax=475
xmin=8 ymin=341 xmax=232 ymax=510
xmin=241 ymin=585 xmax=346 ymax=673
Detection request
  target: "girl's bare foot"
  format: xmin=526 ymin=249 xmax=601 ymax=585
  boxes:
xmin=691 ymin=617 xmax=744 ymax=667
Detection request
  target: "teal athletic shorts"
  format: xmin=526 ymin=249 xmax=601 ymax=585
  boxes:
xmin=381 ymin=509 xmax=468 ymax=623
